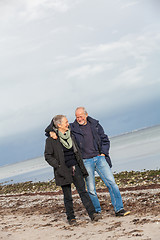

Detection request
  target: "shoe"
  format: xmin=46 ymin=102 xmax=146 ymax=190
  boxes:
xmin=115 ymin=209 xmax=130 ymax=217
xmin=91 ymin=212 xmax=102 ymax=221
xmin=68 ymin=219 xmax=77 ymax=225
xmin=96 ymin=212 xmax=103 ymax=219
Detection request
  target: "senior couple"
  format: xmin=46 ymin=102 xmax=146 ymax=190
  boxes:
xmin=44 ymin=107 xmax=130 ymax=225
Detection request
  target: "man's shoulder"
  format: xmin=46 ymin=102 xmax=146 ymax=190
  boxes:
xmin=87 ymin=116 xmax=99 ymax=125
xmin=70 ymin=120 xmax=77 ymax=129
xmin=70 ymin=117 xmax=100 ymax=129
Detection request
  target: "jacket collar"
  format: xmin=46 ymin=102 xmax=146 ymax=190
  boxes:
xmin=71 ymin=116 xmax=99 ymax=133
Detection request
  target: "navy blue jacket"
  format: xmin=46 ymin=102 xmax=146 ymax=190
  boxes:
xmin=70 ymin=117 xmax=112 ymax=168
xmin=45 ymin=116 xmax=112 ymax=168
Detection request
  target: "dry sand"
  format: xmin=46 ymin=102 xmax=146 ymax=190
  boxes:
xmin=0 ymin=185 xmax=160 ymax=240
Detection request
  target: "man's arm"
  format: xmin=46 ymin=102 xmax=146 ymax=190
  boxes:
xmin=45 ymin=120 xmax=58 ymax=139
xmin=97 ymin=123 xmax=110 ymax=156
xmin=97 ymin=123 xmax=112 ymax=167
xmin=45 ymin=120 xmax=54 ymax=136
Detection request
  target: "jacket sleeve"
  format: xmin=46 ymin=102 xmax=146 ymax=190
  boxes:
xmin=44 ymin=138 xmax=59 ymax=168
xmin=97 ymin=123 xmax=110 ymax=155
xmin=45 ymin=120 xmax=56 ymax=137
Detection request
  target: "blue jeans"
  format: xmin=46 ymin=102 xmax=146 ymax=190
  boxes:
xmin=83 ymin=156 xmax=124 ymax=213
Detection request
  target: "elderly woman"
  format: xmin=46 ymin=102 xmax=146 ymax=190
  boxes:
xmin=44 ymin=115 xmax=100 ymax=225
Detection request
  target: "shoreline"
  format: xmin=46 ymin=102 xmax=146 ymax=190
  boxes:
xmin=0 ymin=183 xmax=160 ymax=198
xmin=0 ymin=169 xmax=159 ymax=195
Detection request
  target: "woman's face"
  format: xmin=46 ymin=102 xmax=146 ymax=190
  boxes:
xmin=58 ymin=117 xmax=69 ymax=133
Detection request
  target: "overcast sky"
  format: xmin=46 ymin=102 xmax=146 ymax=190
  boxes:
xmin=0 ymin=0 xmax=160 ymax=166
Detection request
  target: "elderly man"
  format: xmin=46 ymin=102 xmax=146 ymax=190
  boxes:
xmin=45 ymin=108 xmax=130 ymax=217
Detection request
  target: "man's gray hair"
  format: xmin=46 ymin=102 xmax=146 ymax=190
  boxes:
xmin=75 ymin=107 xmax=88 ymax=115
xmin=53 ymin=115 xmax=66 ymax=128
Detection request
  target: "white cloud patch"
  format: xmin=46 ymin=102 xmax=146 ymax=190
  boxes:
xmin=64 ymin=30 xmax=160 ymax=84
xmin=66 ymin=63 xmax=113 ymax=79
xmin=0 ymin=0 xmax=80 ymax=22
xmin=121 ymin=0 xmax=139 ymax=9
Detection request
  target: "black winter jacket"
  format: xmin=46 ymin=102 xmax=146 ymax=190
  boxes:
xmin=44 ymin=134 xmax=88 ymax=186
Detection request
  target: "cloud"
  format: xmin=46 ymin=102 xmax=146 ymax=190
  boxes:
xmin=63 ymin=29 xmax=160 ymax=83
xmin=0 ymin=0 xmax=160 ymax=141
xmin=66 ymin=63 xmax=113 ymax=79
xmin=121 ymin=0 xmax=139 ymax=9
xmin=1 ymin=27 xmax=160 ymax=138
xmin=0 ymin=0 xmax=80 ymax=22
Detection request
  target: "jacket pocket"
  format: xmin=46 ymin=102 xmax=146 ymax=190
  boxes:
xmin=56 ymin=167 xmax=65 ymax=177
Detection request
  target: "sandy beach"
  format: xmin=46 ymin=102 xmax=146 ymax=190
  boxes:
xmin=0 ymin=182 xmax=160 ymax=240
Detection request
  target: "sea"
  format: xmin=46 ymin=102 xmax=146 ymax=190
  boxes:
xmin=0 ymin=125 xmax=160 ymax=185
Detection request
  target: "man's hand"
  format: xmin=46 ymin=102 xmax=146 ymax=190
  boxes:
xmin=50 ymin=131 xmax=58 ymax=139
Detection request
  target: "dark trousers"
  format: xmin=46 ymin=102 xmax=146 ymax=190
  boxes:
xmin=61 ymin=165 xmax=95 ymax=221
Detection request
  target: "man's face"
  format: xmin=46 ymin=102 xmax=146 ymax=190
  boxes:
xmin=58 ymin=117 xmax=69 ymax=132
xmin=75 ymin=109 xmax=88 ymax=125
